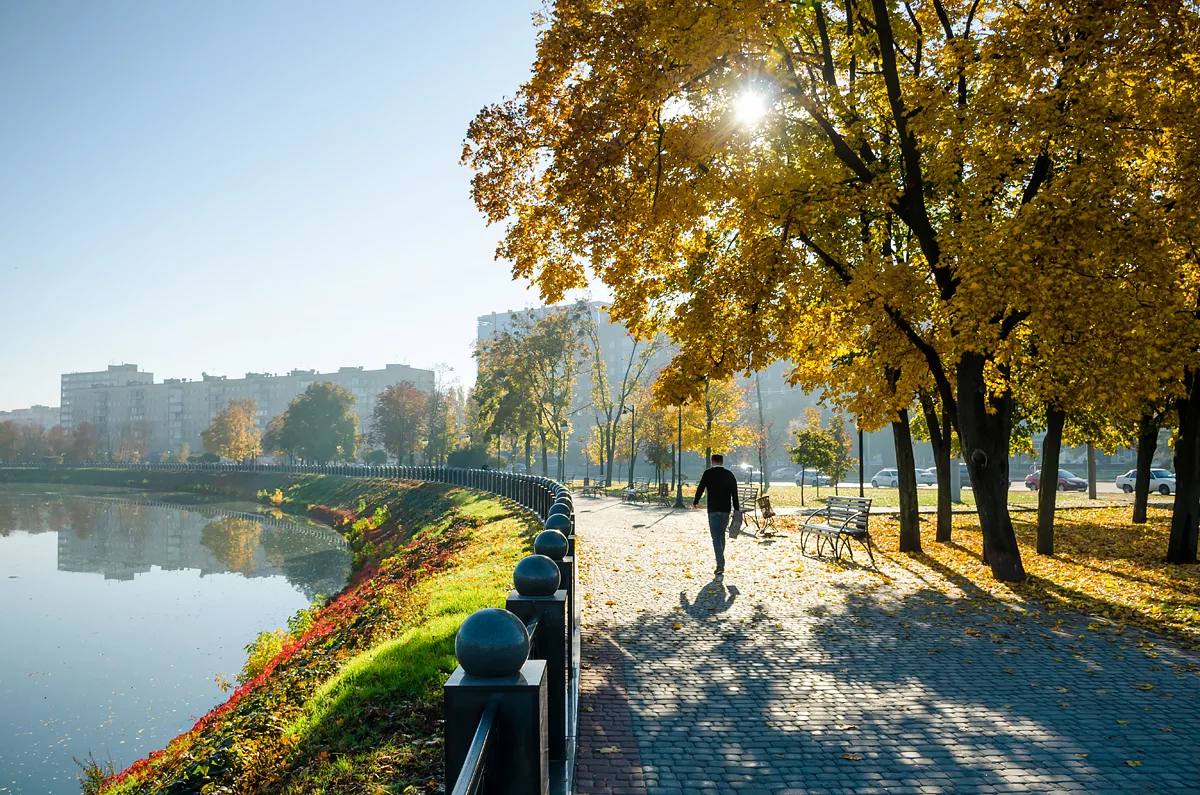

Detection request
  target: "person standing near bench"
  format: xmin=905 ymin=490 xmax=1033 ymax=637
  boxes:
xmin=692 ymin=453 xmax=740 ymax=576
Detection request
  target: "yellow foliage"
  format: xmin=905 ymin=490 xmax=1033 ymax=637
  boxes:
xmin=201 ymin=398 xmax=262 ymax=462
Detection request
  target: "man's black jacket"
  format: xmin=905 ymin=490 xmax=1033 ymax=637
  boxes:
xmin=693 ymin=466 xmax=740 ymax=513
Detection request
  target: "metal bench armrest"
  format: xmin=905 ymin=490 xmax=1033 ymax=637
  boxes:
xmin=833 ymin=510 xmax=866 ymax=531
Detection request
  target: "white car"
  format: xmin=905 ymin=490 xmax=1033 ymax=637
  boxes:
xmin=916 ymin=467 xmax=937 ymax=485
xmin=871 ymin=468 xmax=899 ymax=488
xmin=1115 ymin=468 xmax=1175 ymax=496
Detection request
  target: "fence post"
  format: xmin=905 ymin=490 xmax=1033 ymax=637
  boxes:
xmin=534 ymin=528 xmax=574 ymax=687
xmin=505 ymin=555 xmax=567 ymax=761
xmin=444 ymin=608 xmax=549 ymax=795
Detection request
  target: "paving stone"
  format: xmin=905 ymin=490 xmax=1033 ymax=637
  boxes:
xmin=574 ymin=498 xmax=1200 ymax=793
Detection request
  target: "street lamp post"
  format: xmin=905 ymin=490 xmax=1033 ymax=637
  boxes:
xmin=581 ymin=438 xmax=590 ymax=485
xmin=558 ymin=420 xmax=568 ymax=482
xmin=622 ymin=405 xmax=636 ymax=488
xmin=858 ymin=424 xmax=865 ymax=498
xmin=674 ymin=404 xmax=685 ymax=508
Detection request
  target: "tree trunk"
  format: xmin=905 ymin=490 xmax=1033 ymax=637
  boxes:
xmin=524 ymin=432 xmax=533 ymax=473
xmin=1037 ymin=405 xmax=1066 ymax=556
xmin=957 ymin=353 xmax=1026 ymax=581
xmin=539 ymin=430 xmax=548 ymax=476
xmin=893 ymin=409 xmax=922 ymax=553
xmin=1168 ymin=370 xmax=1200 ymax=564
xmin=1133 ymin=413 xmax=1158 ymax=524
xmin=1087 ymin=442 xmax=1097 ymax=500
xmin=755 ymin=373 xmax=767 ymax=491
xmin=604 ymin=419 xmax=616 ymax=487
xmin=919 ymin=391 xmax=952 ymax=543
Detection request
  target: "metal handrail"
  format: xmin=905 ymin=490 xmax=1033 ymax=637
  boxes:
xmin=524 ymin=615 xmax=541 ymax=645
xmin=451 ymin=700 xmax=498 ymax=795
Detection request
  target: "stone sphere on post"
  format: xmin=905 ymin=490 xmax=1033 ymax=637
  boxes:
xmin=533 ymin=529 xmax=569 ymax=561
xmin=543 ymin=512 xmax=571 ymax=534
xmin=547 ymin=502 xmax=571 ymax=519
xmin=455 ymin=608 xmax=530 ymax=677
xmin=513 ymin=554 xmax=561 ymax=596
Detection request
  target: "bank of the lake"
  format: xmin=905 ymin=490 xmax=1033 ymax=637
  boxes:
xmin=0 ymin=468 xmax=537 ymax=794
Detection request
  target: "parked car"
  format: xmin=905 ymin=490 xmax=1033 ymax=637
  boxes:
xmin=1115 ymin=468 xmax=1175 ymax=495
xmin=916 ymin=467 xmax=937 ymax=485
xmin=871 ymin=468 xmax=899 ymax=488
xmin=1024 ymin=469 xmax=1088 ymax=492
xmin=795 ymin=469 xmax=831 ymax=486
xmin=770 ymin=466 xmax=799 ymax=481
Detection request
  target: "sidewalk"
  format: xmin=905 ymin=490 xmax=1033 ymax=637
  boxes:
xmin=575 ymin=497 xmax=1200 ymax=794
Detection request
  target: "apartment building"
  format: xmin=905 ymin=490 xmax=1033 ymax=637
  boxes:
xmin=0 ymin=404 xmax=61 ymax=429
xmin=63 ymin=363 xmax=434 ymax=459
xmin=60 ymin=364 xmax=154 ymax=432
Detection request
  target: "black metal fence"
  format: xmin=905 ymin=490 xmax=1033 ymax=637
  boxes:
xmin=22 ymin=460 xmax=579 ymax=793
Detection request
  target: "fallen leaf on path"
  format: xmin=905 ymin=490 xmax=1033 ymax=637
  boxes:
xmin=841 ymin=753 xmax=863 ymax=761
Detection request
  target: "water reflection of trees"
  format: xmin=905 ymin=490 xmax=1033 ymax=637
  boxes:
xmin=0 ymin=492 xmax=350 ymax=594
xmin=200 ymin=517 xmax=263 ymax=576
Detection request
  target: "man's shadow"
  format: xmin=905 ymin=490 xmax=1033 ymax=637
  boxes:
xmin=680 ymin=577 xmax=739 ymax=620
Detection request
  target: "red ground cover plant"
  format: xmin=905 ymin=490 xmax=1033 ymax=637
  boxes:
xmin=98 ymin=501 xmax=477 ymax=792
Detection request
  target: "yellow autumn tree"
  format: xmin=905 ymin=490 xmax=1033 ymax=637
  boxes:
xmin=466 ymin=1 xmax=1200 ymax=579
xmin=202 ymin=399 xmax=262 ymax=463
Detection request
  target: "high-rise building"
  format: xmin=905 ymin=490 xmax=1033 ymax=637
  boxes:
xmin=60 ymin=365 xmax=154 ymax=432
xmin=61 ymin=363 xmax=434 ymax=459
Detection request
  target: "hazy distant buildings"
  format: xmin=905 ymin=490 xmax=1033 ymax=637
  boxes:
xmin=0 ymin=404 xmax=60 ymax=429
xmin=60 ymin=364 xmax=153 ymax=432
xmin=61 ymin=363 xmax=434 ymax=459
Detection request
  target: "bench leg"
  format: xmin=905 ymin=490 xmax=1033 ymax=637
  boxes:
xmin=860 ymin=535 xmax=877 ymax=568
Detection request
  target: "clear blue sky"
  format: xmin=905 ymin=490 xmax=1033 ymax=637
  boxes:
xmin=0 ymin=0 xmax=577 ymax=411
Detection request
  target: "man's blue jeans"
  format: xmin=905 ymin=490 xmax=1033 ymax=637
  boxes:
xmin=707 ymin=511 xmax=729 ymax=571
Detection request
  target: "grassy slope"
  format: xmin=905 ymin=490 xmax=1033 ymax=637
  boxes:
xmin=0 ymin=469 xmax=534 ymax=795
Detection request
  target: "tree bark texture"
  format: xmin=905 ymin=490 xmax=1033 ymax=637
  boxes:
xmin=957 ymin=354 xmax=1026 ymax=581
xmin=919 ymin=391 xmax=952 ymax=543
xmin=893 ymin=409 xmax=922 ymax=553
xmin=1037 ymin=405 xmax=1066 ymax=556
xmin=1168 ymin=371 xmax=1200 ymax=564
xmin=1133 ymin=414 xmax=1158 ymax=524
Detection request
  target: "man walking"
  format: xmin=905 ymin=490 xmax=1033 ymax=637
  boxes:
xmin=692 ymin=453 xmax=740 ymax=576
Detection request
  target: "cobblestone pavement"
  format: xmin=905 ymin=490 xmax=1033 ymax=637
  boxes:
xmin=574 ymin=497 xmax=1200 ymax=794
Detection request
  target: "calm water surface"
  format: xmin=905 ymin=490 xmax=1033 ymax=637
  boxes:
xmin=0 ymin=488 xmax=351 ymax=794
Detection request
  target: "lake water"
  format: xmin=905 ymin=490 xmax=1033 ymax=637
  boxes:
xmin=0 ymin=487 xmax=352 ymax=794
